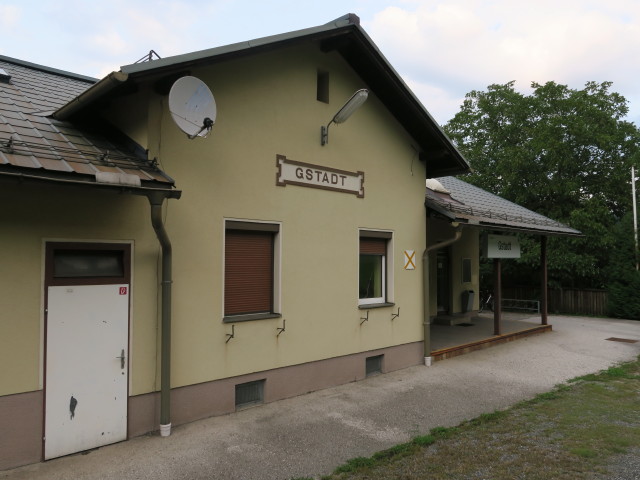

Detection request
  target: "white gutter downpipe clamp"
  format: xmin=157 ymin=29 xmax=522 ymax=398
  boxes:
xmin=160 ymin=423 xmax=172 ymax=437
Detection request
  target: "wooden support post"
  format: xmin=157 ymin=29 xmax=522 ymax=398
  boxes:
xmin=493 ymin=258 xmax=502 ymax=335
xmin=541 ymin=236 xmax=548 ymax=325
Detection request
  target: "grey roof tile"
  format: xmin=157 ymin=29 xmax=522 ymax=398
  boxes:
xmin=0 ymin=56 xmax=176 ymax=189
xmin=427 ymin=176 xmax=581 ymax=236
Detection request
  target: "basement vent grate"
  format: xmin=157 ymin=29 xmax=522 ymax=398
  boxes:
xmin=606 ymin=337 xmax=638 ymax=344
xmin=366 ymin=354 xmax=383 ymax=377
xmin=235 ymin=379 xmax=265 ymax=409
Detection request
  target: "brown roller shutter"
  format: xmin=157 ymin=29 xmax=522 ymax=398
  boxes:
xmin=360 ymin=237 xmax=387 ymax=255
xmin=225 ymin=230 xmax=274 ymax=315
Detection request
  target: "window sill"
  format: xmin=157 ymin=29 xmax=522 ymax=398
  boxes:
xmin=223 ymin=313 xmax=281 ymax=323
xmin=358 ymin=302 xmax=395 ymax=310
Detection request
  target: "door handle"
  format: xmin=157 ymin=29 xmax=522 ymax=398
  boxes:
xmin=116 ymin=349 xmax=126 ymax=369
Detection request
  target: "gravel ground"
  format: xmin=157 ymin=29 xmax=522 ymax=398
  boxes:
xmin=591 ymin=448 xmax=640 ymax=480
xmin=2 ymin=315 xmax=639 ymax=480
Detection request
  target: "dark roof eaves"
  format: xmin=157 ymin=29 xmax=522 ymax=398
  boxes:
xmin=426 ymin=201 xmax=582 ymax=236
xmin=347 ymin=26 xmax=470 ymax=175
xmin=462 ymin=221 xmax=583 ymax=237
xmin=52 ymin=13 xmax=470 ymax=175
xmin=120 ymin=15 xmax=357 ymax=76
xmin=0 ymin=54 xmax=98 ymax=84
xmin=0 ymin=169 xmax=181 ymax=199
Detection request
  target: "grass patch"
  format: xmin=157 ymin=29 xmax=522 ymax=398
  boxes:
xmin=570 ymin=447 xmax=598 ymax=458
xmin=322 ymin=355 xmax=640 ymax=480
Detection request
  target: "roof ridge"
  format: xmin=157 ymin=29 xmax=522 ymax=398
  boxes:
xmin=0 ymin=54 xmax=97 ymax=84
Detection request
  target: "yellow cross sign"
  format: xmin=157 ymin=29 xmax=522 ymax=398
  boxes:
xmin=404 ymin=250 xmax=416 ymax=270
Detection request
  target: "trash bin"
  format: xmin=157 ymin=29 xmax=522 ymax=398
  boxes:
xmin=461 ymin=290 xmax=474 ymax=313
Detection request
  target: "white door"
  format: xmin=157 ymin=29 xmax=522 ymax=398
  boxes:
xmin=45 ymin=284 xmax=129 ymax=459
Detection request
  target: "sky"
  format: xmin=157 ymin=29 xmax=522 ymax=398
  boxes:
xmin=2 ymin=0 xmax=640 ymax=126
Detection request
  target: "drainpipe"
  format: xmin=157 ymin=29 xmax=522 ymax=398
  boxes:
xmin=147 ymin=192 xmax=173 ymax=437
xmin=422 ymin=222 xmax=463 ymax=366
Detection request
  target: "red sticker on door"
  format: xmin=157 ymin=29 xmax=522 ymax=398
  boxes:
xmin=119 ymin=287 xmax=127 ymax=295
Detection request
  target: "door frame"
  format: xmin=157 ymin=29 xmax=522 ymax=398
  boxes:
xmin=42 ymin=241 xmax=132 ymax=460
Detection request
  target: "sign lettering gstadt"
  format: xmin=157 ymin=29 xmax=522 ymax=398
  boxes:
xmin=276 ymin=155 xmax=364 ymax=198
xmin=483 ymin=234 xmax=521 ymax=259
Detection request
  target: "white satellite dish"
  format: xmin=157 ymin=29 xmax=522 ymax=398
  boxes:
xmin=168 ymin=76 xmax=216 ymax=139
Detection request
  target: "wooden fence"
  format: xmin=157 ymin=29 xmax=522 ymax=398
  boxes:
xmin=502 ymin=286 xmax=608 ymax=317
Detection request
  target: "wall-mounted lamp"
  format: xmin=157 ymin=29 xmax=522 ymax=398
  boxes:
xmin=321 ymin=89 xmax=369 ymax=146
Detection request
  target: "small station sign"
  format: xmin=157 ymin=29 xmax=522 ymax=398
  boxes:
xmin=482 ymin=234 xmax=521 ymax=259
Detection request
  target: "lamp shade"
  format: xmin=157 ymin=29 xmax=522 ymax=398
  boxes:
xmin=333 ymin=89 xmax=368 ymax=124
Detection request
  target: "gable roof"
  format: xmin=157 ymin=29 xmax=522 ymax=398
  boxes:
xmin=426 ymin=176 xmax=582 ymax=236
xmin=53 ymin=14 xmax=470 ymax=178
xmin=0 ymin=55 xmax=179 ymax=196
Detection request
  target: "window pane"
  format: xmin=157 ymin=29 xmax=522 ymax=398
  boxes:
xmin=359 ymin=254 xmax=383 ymax=299
xmin=53 ymin=250 xmax=124 ymax=278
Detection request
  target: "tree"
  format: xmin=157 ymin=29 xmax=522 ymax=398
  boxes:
xmin=606 ymin=212 xmax=640 ymax=319
xmin=444 ymin=81 xmax=640 ymax=288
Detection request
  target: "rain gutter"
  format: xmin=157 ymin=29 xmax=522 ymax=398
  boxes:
xmin=0 ymin=170 xmax=181 ymax=198
xmin=422 ymin=223 xmax=463 ymax=366
xmin=54 ymin=71 xmax=129 ymax=120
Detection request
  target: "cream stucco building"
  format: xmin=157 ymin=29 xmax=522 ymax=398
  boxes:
xmin=0 ymin=14 xmax=579 ymax=470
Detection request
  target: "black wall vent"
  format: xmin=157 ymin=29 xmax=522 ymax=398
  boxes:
xmin=235 ymin=379 xmax=265 ymax=409
xmin=366 ymin=354 xmax=383 ymax=377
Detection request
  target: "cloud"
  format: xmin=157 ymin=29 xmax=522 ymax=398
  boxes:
xmin=47 ymin=1 xmax=201 ymax=68
xmin=91 ymin=31 xmax=129 ymax=57
xmin=404 ymin=77 xmax=466 ymax=125
xmin=0 ymin=4 xmax=20 ymax=29
xmin=367 ymin=0 xmax=640 ymax=122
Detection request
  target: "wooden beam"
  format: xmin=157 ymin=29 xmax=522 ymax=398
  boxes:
xmin=541 ymin=236 xmax=548 ymax=325
xmin=493 ymin=258 xmax=502 ymax=335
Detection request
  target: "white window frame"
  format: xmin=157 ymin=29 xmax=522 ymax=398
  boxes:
xmin=358 ymin=229 xmax=394 ymax=306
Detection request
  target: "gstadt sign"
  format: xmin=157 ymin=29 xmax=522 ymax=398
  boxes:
xmin=483 ymin=234 xmax=521 ymax=259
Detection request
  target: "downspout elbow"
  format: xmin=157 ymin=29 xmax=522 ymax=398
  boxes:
xmin=422 ymin=224 xmax=463 ymax=365
xmin=423 ymin=224 xmax=463 ymax=258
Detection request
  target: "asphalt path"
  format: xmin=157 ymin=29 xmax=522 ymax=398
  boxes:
xmin=2 ymin=315 xmax=639 ymax=480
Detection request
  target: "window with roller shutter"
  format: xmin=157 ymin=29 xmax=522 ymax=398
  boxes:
xmin=224 ymin=221 xmax=279 ymax=318
xmin=359 ymin=231 xmax=393 ymax=306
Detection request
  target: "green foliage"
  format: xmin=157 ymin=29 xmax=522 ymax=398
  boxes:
xmin=468 ymin=410 xmax=508 ymax=426
xmin=570 ymin=447 xmax=598 ymax=458
xmin=334 ymin=457 xmax=376 ymax=473
xmin=410 ymin=434 xmax=436 ymax=446
xmin=605 ymin=212 xmax=640 ymax=318
xmin=428 ymin=426 xmax=455 ymax=439
xmin=445 ymin=81 xmax=640 ymax=289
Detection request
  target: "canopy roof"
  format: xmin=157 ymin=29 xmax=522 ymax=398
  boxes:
xmin=426 ymin=176 xmax=582 ymax=236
